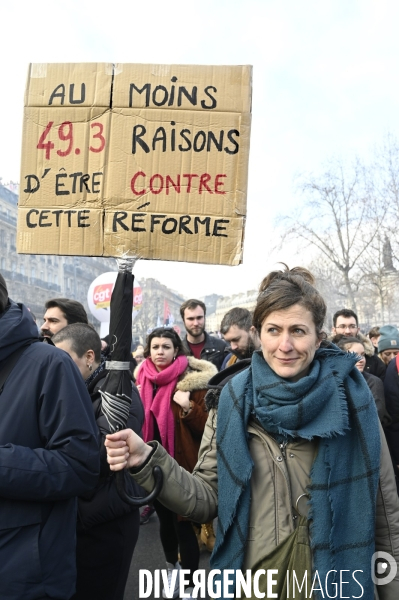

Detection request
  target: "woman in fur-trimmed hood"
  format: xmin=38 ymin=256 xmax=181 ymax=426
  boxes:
xmin=136 ymin=327 xmax=217 ymax=597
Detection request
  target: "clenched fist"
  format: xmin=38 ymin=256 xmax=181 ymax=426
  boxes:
xmin=105 ymin=429 xmax=153 ymax=470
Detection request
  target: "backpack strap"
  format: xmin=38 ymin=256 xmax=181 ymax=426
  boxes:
xmin=0 ymin=343 xmax=34 ymax=394
xmin=396 ymin=353 xmax=399 ymax=374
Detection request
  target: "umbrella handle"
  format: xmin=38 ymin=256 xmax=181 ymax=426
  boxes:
xmin=115 ymin=466 xmax=164 ymax=507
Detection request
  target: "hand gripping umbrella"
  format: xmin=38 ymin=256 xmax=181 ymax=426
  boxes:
xmin=100 ymin=257 xmax=163 ymax=506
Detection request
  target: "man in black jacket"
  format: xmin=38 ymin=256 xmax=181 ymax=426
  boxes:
xmin=53 ymin=323 xmax=144 ymax=600
xmin=180 ymin=299 xmax=227 ymax=371
xmin=0 ymin=274 xmax=99 ymax=600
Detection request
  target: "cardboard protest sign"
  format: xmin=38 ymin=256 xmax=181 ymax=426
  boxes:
xmin=18 ymin=63 xmax=252 ymax=265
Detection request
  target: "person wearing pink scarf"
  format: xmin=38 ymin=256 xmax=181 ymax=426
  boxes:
xmin=136 ymin=327 xmax=217 ymax=599
xmin=138 ymin=350 xmax=188 ymax=458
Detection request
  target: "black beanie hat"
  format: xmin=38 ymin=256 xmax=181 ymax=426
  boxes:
xmin=0 ymin=274 xmax=8 ymax=313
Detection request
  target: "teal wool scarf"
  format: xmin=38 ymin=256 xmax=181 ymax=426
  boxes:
xmin=211 ymin=347 xmax=380 ymax=599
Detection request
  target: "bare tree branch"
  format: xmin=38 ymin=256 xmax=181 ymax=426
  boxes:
xmin=278 ymin=157 xmax=391 ymax=311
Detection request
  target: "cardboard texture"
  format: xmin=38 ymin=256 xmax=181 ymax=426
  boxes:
xmin=17 ymin=207 xmax=103 ymax=256
xmin=18 ymin=63 xmax=252 ymax=265
xmin=103 ymin=211 xmax=245 ymax=263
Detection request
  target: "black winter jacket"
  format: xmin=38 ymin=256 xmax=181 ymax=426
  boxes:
xmin=363 ymin=371 xmax=391 ymax=426
xmin=384 ymin=358 xmax=399 ymax=466
xmin=77 ymin=368 xmax=145 ymax=529
xmin=365 ymin=353 xmax=386 ymax=380
xmin=0 ymin=301 xmax=100 ymax=600
xmin=183 ymin=331 xmax=228 ymax=371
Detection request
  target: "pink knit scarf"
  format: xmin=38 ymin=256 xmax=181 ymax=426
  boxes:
xmin=137 ymin=355 xmax=188 ymax=457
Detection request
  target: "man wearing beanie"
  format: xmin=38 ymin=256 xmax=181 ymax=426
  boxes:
xmin=378 ymin=325 xmax=399 ymax=366
xmin=0 ymin=274 xmax=100 ymax=600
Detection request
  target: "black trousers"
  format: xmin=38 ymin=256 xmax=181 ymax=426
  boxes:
xmin=71 ymin=509 xmax=140 ymax=600
xmin=154 ymin=499 xmax=199 ymax=587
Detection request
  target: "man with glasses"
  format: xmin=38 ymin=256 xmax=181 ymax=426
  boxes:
xmin=332 ymin=309 xmax=386 ymax=380
xmin=331 ymin=309 xmax=360 ymax=336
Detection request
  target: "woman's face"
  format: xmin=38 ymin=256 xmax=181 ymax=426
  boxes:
xmin=380 ymin=349 xmax=399 ymax=365
xmin=150 ymin=336 xmax=177 ymax=371
xmin=345 ymin=342 xmax=366 ymax=372
xmin=260 ymin=304 xmax=321 ymax=382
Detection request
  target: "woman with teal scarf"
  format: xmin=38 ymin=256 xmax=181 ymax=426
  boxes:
xmin=106 ymin=266 xmax=399 ymax=600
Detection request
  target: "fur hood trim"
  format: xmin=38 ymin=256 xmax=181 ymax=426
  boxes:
xmin=358 ymin=332 xmax=375 ymax=357
xmin=327 ymin=332 xmax=375 ymax=357
xmin=176 ymin=356 xmax=217 ymax=392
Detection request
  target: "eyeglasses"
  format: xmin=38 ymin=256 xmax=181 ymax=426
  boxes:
xmin=335 ymin=324 xmax=358 ymax=331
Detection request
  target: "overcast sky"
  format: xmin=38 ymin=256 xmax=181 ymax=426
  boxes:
xmin=1 ymin=0 xmax=398 ymax=298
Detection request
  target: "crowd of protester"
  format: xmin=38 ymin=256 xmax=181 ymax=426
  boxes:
xmin=1 ymin=268 xmax=399 ymax=599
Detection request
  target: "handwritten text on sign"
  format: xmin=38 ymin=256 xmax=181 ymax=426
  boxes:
xmin=18 ymin=63 xmax=252 ymax=264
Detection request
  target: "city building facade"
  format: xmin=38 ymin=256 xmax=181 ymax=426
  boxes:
xmin=0 ymin=182 xmax=114 ymax=326
xmin=133 ymin=277 xmax=186 ymax=344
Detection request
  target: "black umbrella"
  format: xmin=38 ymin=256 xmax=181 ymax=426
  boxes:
xmin=100 ymin=258 xmax=162 ymax=507
xmin=99 ymin=258 xmax=135 ymax=433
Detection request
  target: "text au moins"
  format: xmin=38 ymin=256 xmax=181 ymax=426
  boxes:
xmin=48 ymin=79 xmax=229 ymax=112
